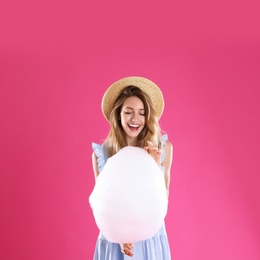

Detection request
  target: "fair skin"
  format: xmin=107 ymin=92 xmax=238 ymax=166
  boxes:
xmin=119 ymin=96 xmax=146 ymax=146
xmin=92 ymin=96 xmax=173 ymax=257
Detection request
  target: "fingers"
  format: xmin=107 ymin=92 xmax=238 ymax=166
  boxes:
xmin=120 ymin=243 xmax=134 ymax=256
xmin=144 ymin=141 xmax=162 ymax=166
xmin=147 ymin=140 xmax=154 ymax=147
xmin=144 ymin=141 xmax=162 ymax=155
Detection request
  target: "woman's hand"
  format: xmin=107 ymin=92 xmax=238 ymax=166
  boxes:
xmin=120 ymin=243 xmax=134 ymax=257
xmin=144 ymin=141 xmax=162 ymax=166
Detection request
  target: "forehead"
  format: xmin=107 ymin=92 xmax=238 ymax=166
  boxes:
xmin=122 ymin=96 xmax=144 ymax=108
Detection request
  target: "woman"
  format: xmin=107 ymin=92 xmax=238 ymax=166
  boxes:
xmin=92 ymin=76 xmax=173 ymax=259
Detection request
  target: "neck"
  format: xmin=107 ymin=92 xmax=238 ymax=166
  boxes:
xmin=126 ymin=137 xmax=137 ymax=146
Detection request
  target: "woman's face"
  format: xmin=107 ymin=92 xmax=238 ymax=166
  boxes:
xmin=120 ymin=96 xmax=146 ymax=145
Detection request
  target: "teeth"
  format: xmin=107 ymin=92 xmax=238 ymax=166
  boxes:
xmin=129 ymin=124 xmax=139 ymax=128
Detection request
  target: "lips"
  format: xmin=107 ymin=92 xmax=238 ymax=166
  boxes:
xmin=128 ymin=124 xmax=140 ymax=131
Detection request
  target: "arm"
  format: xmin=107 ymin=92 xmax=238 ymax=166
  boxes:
xmin=92 ymin=152 xmax=99 ymax=180
xmin=93 ymin=149 xmax=135 ymax=255
xmin=94 ymin=148 xmax=134 ymax=256
xmin=161 ymin=140 xmax=173 ymax=195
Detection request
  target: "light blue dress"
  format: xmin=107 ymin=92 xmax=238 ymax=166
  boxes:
xmin=92 ymin=134 xmax=171 ymax=260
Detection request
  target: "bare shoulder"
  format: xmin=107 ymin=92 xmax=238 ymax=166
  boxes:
xmin=165 ymin=140 xmax=173 ymax=154
xmin=92 ymin=151 xmax=99 ymax=179
xmin=92 ymin=151 xmax=97 ymax=160
xmin=162 ymin=140 xmax=173 ymax=189
xmin=162 ymin=140 xmax=173 ymax=167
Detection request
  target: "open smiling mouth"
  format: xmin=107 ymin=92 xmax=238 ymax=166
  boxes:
xmin=128 ymin=124 xmax=140 ymax=131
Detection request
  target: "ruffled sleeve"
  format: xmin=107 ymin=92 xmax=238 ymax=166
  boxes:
xmin=92 ymin=142 xmax=108 ymax=174
xmin=160 ymin=133 xmax=168 ymax=146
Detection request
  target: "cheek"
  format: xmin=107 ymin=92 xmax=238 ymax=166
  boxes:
xmin=121 ymin=114 xmax=129 ymax=123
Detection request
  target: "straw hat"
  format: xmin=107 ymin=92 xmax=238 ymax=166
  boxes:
xmin=102 ymin=76 xmax=164 ymax=121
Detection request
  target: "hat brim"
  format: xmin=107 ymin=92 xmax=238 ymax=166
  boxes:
xmin=102 ymin=76 xmax=164 ymax=121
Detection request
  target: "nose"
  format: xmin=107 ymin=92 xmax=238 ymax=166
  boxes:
xmin=131 ymin=114 xmax=137 ymax=121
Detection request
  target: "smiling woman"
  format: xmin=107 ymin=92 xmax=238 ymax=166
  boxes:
xmin=103 ymin=82 xmax=163 ymax=158
xmin=90 ymin=76 xmax=173 ymax=259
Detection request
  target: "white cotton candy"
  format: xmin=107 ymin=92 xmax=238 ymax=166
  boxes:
xmin=89 ymin=146 xmax=168 ymax=243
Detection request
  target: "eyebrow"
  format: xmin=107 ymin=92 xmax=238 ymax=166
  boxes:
xmin=125 ymin=107 xmax=145 ymax=111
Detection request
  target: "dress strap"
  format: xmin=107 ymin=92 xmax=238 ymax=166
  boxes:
xmin=160 ymin=133 xmax=168 ymax=162
xmin=160 ymin=133 xmax=168 ymax=173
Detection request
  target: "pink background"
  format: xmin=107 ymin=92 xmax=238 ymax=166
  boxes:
xmin=1 ymin=1 xmax=260 ymax=259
